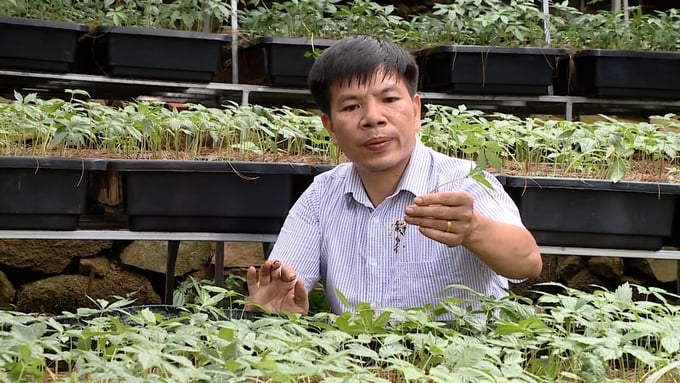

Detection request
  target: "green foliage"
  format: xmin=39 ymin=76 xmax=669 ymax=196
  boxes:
xmin=419 ymin=104 xmax=680 ymax=182
xmin=411 ymin=0 xmax=551 ymax=48
xmin=552 ymin=5 xmax=680 ymax=51
xmin=237 ymin=0 xmax=413 ymax=44
xmin=0 ymin=0 xmax=231 ymax=31
xmin=1 ymin=281 xmax=679 ymax=381
xmin=0 ymin=92 xmax=338 ymax=163
xmin=1 ymin=0 xmax=679 ymax=50
xmin=237 ymin=0 xmax=340 ymax=40
xmin=2 ymin=92 xmax=680 ymax=182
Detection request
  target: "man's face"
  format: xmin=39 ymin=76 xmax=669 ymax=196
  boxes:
xmin=322 ymin=70 xmax=421 ymax=176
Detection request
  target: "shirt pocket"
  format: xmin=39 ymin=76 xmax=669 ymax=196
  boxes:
xmin=394 ymin=251 xmax=465 ymax=309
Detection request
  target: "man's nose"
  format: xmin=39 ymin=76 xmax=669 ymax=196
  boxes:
xmin=361 ymin=100 xmax=387 ymax=128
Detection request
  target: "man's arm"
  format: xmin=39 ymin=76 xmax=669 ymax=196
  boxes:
xmin=245 ymin=178 xmax=326 ymax=314
xmin=403 ymin=191 xmax=542 ymax=279
xmin=461 ymin=210 xmax=542 ymax=279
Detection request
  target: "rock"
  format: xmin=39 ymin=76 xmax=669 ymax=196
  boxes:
xmin=0 ymin=270 xmax=16 ymax=309
xmin=556 ymin=255 xmax=584 ymax=280
xmin=565 ymin=269 xmax=606 ymax=293
xmin=120 ymin=241 xmax=211 ymax=276
xmin=217 ymin=242 xmax=265 ymax=268
xmin=620 ymin=275 xmax=648 ymax=286
xmin=588 ymin=257 xmax=625 ymax=280
xmin=0 ymin=240 xmax=113 ymax=274
xmin=627 ymin=259 xmax=678 ymax=283
xmin=79 ymin=255 xmax=117 ymax=277
xmin=16 ymin=269 xmax=161 ymax=315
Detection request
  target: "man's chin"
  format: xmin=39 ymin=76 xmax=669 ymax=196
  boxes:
xmin=355 ymin=157 xmax=401 ymax=173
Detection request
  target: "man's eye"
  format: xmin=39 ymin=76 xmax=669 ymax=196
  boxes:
xmin=384 ymin=97 xmax=399 ymax=103
xmin=342 ymin=104 xmax=359 ymax=111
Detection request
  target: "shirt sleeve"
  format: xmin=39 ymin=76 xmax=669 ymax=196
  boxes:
xmin=267 ymin=182 xmax=323 ymax=293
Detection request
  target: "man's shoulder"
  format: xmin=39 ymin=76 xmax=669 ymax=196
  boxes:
xmin=310 ymin=162 xmax=353 ymax=194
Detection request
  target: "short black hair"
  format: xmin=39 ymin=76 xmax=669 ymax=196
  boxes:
xmin=308 ymin=35 xmax=419 ymax=115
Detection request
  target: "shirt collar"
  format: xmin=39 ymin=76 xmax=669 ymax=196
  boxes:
xmin=344 ymin=141 xmax=432 ymax=205
xmin=396 ymin=140 xmax=431 ymax=198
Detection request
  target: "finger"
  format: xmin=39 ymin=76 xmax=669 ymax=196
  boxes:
xmin=404 ymin=214 xmax=459 ymax=231
xmin=259 ymin=260 xmax=273 ymax=286
xmin=405 ymin=204 xmax=453 ymax=220
xmin=268 ymin=259 xmax=282 ymax=281
xmin=280 ymin=264 xmax=297 ymax=282
xmin=246 ymin=265 xmax=258 ymax=291
xmin=293 ymin=279 xmax=309 ymax=309
xmin=414 ymin=191 xmax=471 ymax=207
xmin=418 ymin=226 xmax=463 ymax=247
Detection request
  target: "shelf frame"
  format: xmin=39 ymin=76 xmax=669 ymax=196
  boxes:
xmin=0 ymin=230 xmax=677 ymax=297
xmin=4 ymin=69 xmax=680 ymax=120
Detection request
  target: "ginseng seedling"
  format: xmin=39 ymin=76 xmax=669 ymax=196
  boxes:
xmin=391 ymin=163 xmax=497 ymax=252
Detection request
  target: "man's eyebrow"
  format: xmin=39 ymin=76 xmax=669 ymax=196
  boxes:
xmin=335 ymin=84 xmax=402 ymax=104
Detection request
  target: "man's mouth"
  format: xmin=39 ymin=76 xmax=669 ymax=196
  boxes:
xmin=364 ymin=137 xmax=392 ymax=150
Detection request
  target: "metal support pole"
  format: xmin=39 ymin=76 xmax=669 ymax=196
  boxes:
xmin=231 ymin=0 xmax=239 ymax=84
xmin=565 ymin=100 xmax=573 ymax=122
xmin=542 ymin=0 xmax=550 ymax=45
xmin=202 ymin=1 xmax=210 ymax=33
xmin=165 ymin=241 xmax=180 ymax=304
xmin=214 ymin=241 xmax=225 ymax=288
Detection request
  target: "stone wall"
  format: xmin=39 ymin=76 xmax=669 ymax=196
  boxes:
xmin=0 ymin=239 xmax=263 ymax=314
xmin=511 ymin=253 xmax=679 ymax=303
xmin=0 ymin=238 xmax=677 ymax=314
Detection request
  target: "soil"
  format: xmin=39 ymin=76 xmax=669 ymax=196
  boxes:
xmin=497 ymin=157 xmax=676 ymax=183
xmin=4 ymin=148 xmax=676 ymax=183
xmin=1 ymin=147 xmax=347 ymax=165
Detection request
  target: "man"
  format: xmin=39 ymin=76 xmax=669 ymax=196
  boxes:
xmin=246 ymin=35 xmax=542 ymax=315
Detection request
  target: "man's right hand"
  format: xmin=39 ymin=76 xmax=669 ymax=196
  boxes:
xmin=245 ymin=259 xmax=309 ymax=315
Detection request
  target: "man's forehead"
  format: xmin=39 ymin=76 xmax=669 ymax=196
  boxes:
xmin=333 ymin=70 xmax=402 ymax=90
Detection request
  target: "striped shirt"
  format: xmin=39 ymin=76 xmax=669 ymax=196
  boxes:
xmin=270 ymin=141 xmax=526 ymax=314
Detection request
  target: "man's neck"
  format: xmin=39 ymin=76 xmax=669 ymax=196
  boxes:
xmin=357 ymin=160 xmax=410 ymax=208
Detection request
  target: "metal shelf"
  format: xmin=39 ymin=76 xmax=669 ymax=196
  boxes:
xmin=3 ymin=69 xmax=680 ymax=119
xmin=0 ymin=69 xmax=314 ymax=108
xmin=0 ymin=230 xmax=276 ymax=242
xmin=0 ymin=229 xmax=677 ymax=293
xmin=419 ymin=92 xmax=680 ymax=120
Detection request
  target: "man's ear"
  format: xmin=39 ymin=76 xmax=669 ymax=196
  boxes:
xmin=321 ymin=113 xmax=335 ymax=135
xmin=413 ymin=93 xmax=422 ymax=120
xmin=413 ymin=93 xmax=423 ymax=131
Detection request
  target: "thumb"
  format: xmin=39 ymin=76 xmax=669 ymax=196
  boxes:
xmin=294 ymin=279 xmax=308 ymax=307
